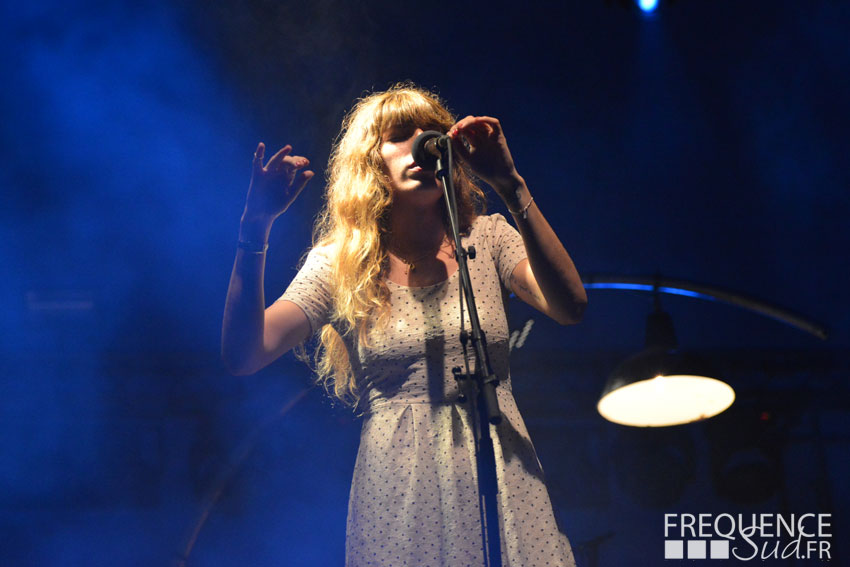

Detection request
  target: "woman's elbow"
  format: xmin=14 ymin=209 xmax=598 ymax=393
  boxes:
xmin=553 ymin=298 xmax=588 ymax=326
xmin=221 ymin=350 xmax=259 ymax=376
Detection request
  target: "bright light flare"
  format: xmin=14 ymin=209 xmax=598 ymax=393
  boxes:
xmin=638 ymin=0 xmax=658 ymax=13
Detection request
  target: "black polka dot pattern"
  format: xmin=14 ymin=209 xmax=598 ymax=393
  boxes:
xmin=281 ymin=214 xmax=576 ymax=566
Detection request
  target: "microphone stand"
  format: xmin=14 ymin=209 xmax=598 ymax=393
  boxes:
xmin=435 ymin=138 xmax=503 ymax=567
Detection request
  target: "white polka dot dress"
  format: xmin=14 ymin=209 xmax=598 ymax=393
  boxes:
xmin=281 ymin=214 xmax=576 ymax=567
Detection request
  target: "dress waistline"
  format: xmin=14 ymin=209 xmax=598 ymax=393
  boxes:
xmin=362 ymin=397 xmax=465 ymax=416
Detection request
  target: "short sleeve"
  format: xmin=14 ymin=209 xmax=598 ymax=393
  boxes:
xmin=486 ymin=213 xmax=528 ymax=290
xmin=278 ymin=247 xmax=333 ymax=334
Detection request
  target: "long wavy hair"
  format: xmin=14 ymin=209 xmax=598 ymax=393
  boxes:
xmin=310 ymin=83 xmax=486 ymax=405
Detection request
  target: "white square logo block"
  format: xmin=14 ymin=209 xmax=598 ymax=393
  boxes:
xmin=688 ymin=540 xmax=707 ymax=559
xmin=665 ymin=540 xmax=684 ymax=559
xmin=710 ymin=540 xmax=730 ymax=559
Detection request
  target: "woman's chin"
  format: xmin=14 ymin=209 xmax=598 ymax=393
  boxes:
xmin=392 ymin=185 xmax=444 ymax=206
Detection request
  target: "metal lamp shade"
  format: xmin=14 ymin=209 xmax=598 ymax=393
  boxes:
xmin=598 ymin=347 xmax=735 ymax=427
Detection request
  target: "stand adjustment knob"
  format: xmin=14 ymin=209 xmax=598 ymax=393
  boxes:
xmin=452 ymin=367 xmax=467 ymax=403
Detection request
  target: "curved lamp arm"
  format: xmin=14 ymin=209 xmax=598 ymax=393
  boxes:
xmin=582 ymin=274 xmax=829 ymax=340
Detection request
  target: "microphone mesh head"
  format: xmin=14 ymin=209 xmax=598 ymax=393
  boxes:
xmin=411 ymin=130 xmax=443 ymax=171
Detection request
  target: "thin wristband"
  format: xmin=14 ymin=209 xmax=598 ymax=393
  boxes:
xmin=237 ymin=239 xmax=269 ymax=253
xmin=508 ymin=196 xmax=535 ymax=219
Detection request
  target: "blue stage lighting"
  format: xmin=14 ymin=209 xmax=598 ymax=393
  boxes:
xmin=638 ymin=0 xmax=658 ymax=13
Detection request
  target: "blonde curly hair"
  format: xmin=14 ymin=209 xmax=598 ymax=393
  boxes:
xmin=310 ymin=83 xmax=486 ymax=405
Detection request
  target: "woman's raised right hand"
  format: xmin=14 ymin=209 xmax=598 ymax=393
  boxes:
xmin=243 ymin=142 xmax=314 ymax=221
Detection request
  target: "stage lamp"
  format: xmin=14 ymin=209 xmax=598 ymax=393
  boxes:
xmin=597 ymin=296 xmax=735 ymax=427
xmin=638 ymin=0 xmax=659 ymax=13
xmin=584 ymin=274 xmax=827 ymax=427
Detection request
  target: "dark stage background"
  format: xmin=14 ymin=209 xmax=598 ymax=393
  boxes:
xmin=2 ymin=0 xmax=848 ymax=565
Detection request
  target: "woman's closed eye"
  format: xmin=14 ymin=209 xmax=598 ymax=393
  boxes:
xmin=384 ymin=127 xmax=414 ymax=143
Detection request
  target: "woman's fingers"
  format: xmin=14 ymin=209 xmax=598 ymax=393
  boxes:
xmin=291 ymin=169 xmax=315 ymax=198
xmin=448 ymin=116 xmax=518 ymax=193
xmin=449 ymin=117 xmax=504 ymax=159
xmin=246 ymin=142 xmax=313 ymax=216
xmin=265 ymin=145 xmax=293 ymax=170
xmin=253 ymin=142 xmax=266 ymax=175
xmin=451 ymin=116 xmax=500 ymax=138
xmin=281 ymin=154 xmax=310 ymax=169
xmin=277 ymin=155 xmax=310 ymax=184
xmin=256 ymin=144 xmax=311 ymax=185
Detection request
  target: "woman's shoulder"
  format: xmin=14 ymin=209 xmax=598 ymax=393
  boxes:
xmin=296 ymin=242 xmax=337 ymax=273
xmin=468 ymin=212 xmax=511 ymax=238
xmin=302 ymin=241 xmax=337 ymax=260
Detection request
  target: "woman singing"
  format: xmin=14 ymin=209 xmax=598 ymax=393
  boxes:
xmin=222 ymin=84 xmax=587 ymax=566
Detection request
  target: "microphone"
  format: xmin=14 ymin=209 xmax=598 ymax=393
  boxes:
xmin=412 ymin=130 xmax=449 ymax=171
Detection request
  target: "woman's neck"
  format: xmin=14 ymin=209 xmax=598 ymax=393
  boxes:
xmin=386 ymin=202 xmax=446 ymax=254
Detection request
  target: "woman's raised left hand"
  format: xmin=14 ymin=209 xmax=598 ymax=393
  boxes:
xmin=449 ymin=116 xmax=524 ymax=206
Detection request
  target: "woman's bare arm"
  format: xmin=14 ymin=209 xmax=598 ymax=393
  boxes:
xmin=505 ymin=185 xmax=587 ymax=325
xmin=449 ymin=116 xmax=587 ymax=325
xmin=221 ymin=143 xmax=315 ymax=375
